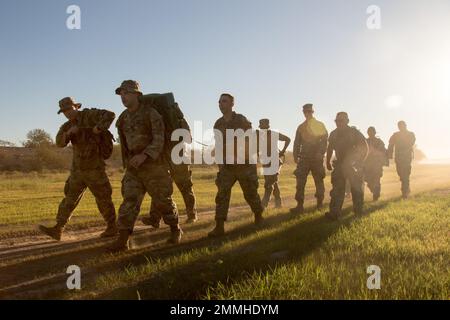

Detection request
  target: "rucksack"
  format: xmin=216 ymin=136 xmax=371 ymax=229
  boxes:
xmin=77 ymin=128 xmax=115 ymax=160
xmin=138 ymin=93 xmax=189 ymax=147
xmin=97 ymin=129 xmax=115 ymax=160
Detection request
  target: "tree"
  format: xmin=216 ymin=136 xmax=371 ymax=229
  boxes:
xmin=22 ymin=129 xmax=54 ymax=148
xmin=0 ymin=139 xmax=15 ymax=147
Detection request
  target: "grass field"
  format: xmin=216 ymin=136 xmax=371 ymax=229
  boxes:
xmin=0 ymin=163 xmax=449 ymax=299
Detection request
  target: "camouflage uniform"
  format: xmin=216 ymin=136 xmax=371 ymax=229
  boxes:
xmin=328 ymin=126 xmax=368 ymax=217
xmin=213 ymin=112 xmax=263 ymax=222
xmin=54 ymin=108 xmax=116 ymax=227
xmin=116 ymin=103 xmax=179 ymax=232
xmin=364 ymin=137 xmax=388 ymax=200
xmin=388 ymin=130 xmax=416 ymax=197
xmin=148 ymin=116 xmax=197 ymax=223
xmin=293 ymin=118 xmax=328 ymax=208
xmin=148 ymin=160 xmax=197 ymax=223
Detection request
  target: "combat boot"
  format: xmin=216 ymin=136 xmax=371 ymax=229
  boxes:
xmin=316 ymin=198 xmax=324 ymax=210
xmin=186 ymin=216 xmax=198 ymax=224
xmin=107 ymin=229 xmax=130 ymax=253
xmin=100 ymin=221 xmax=118 ymax=238
xmin=274 ymin=196 xmax=282 ymax=209
xmin=142 ymin=216 xmax=160 ymax=228
xmin=290 ymin=205 xmax=304 ymax=215
xmin=38 ymin=224 xmax=64 ymax=241
xmin=185 ymin=210 xmax=198 ymax=224
xmin=167 ymin=226 xmax=183 ymax=244
xmin=325 ymin=211 xmax=339 ymax=221
xmin=208 ymin=220 xmax=225 ymax=238
xmin=254 ymin=212 xmax=264 ymax=226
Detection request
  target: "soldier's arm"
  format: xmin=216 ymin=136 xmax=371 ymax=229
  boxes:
xmin=89 ymin=108 xmax=116 ymax=131
xmin=213 ymin=121 xmax=224 ymax=165
xmin=380 ymin=139 xmax=390 ymax=166
xmin=240 ymin=115 xmax=252 ymax=130
xmin=354 ymin=131 xmax=369 ymax=164
xmin=387 ymin=134 xmax=395 ymax=159
xmin=143 ymin=109 xmax=165 ymax=160
xmin=278 ymin=132 xmax=291 ymax=154
xmin=180 ymin=118 xmax=192 ymax=143
xmin=318 ymin=124 xmax=329 ymax=156
xmin=410 ymin=132 xmax=416 ymax=147
xmin=326 ymin=140 xmax=333 ymax=170
xmin=292 ymin=126 xmax=301 ymax=162
xmin=55 ymin=123 xmax=71 ymax=148
xmin=115 ymin=113 xmax=129 ymax=168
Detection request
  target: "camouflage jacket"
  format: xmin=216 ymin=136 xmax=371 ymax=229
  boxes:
xmin=213 ymin=112 xmax=253 ymax=165
xmin=116 ymin=104 xmax=165 ymax=169
xmin=293 ymin=118 xmax=328 ymax=161
xmin=56 ymin=108 xmax=115 ymax=171
xmin=365 ymin=137 xmax=388 ymax=168
xmin=388 ymin=131 xmax=416 ymax=161
xmin=328 ymin=126 xmax=368 ymax=167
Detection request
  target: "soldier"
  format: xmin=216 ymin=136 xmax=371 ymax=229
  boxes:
xmin=388 ymin=121 xmax=416 ymax=199
xmin=325 ymin=112 xmax=368 ymax=220
xmin=290 ymin=104 xmax=328 ymax=214
xmin=256 ymin=118 xmax=291 ymax=209
xmin=108 ymin=80 xmax=182 ymax=252
xmin=143 ymin=138 xmax=198 ymax=227
xmin=38 ymin=97 xmax=117 ymax=240
xmin=208 ymin=93 xmax=264 ymax=237
xmin=143 ymin=162 xmax=198 ymax=228
xmin=364 ymin=126 xmax=388 ymax=201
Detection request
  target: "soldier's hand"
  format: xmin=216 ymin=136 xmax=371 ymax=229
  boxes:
xmin=92 ymin=126 xmax=102 ymax=135
xmin=67 ymin=126 xmax=79 ymax=136
xmin=326 ymin=161 xmax=333 ymax=171
xmin=130 ymin=153 xmax=148 ymax=168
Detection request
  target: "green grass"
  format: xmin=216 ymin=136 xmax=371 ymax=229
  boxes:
xmin=1 ymin=163 xmax=450 ymax=300
xmin=64 ymin=190 xmax=449 ymax=300
xmin=1 ymin=163 xmax=450 ymax=229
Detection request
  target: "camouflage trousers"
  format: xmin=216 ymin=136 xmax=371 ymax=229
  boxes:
xmin=294 ymin=158 xmax=326 ymax=206
xmin=329 ymin=162 xmax=364 ymax=216
xmin=215 ymin=164 xmax=263 ymax=221
xmin=117 ymin=162 xmax=179 ymax=232
xmin=149 ymin=163 xmax=197 ymax=221
xmin=56 ymin=169 xmax=115 ymax=227
xmin=261 ymin=173 xmax=281 ymax=208
xmin=396 ymin=159 xmax=412 ymax=196
xmin=364 ymin=165 xmax=383 ymax=199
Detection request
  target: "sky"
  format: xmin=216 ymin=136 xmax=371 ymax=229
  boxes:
xmin=1 ymin=0 xmax=449 ymax=159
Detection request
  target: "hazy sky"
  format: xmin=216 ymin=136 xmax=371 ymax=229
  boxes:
xmin=1 ymin=0 xmax=449 ymax=158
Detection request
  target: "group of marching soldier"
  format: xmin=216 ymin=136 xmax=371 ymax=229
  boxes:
xmin=38 ymin=80 xmax=416 ymax=252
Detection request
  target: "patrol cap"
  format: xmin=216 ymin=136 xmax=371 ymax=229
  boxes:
xmin=302 ymin=104 xmax=314 ymax=112
xmin=58 ymin=97 xmax=81 ymax=114
xmin=115 ymin=80 xmax=142 ymax=95
xmin=259 ymin=118 xmax=270 ymax=129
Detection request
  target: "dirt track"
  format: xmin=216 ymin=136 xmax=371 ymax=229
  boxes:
xmin=1 ymin=166 xmax=449 ymax=299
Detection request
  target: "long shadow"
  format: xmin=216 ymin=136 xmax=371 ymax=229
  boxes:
xmin=92 ymin=201 xmax=391 ymax=300
xmin=0 ymin=205 xmax=276 ymax=297
xmin=0 ymin=197 xmax=394 ymax=299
